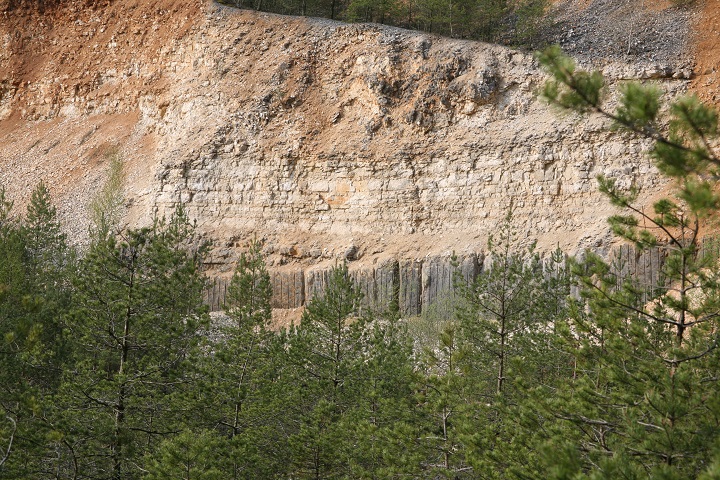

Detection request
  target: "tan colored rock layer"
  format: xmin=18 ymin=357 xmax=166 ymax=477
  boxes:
xmin=0 ymin=0 xmax=694 ymax=279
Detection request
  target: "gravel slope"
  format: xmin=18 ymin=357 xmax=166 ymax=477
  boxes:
xmin=546 ymin=0 xmax=695 ymax=68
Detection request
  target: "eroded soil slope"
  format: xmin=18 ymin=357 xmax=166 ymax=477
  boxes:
xmin=0 ymin=0 xmax=204 ymax=239
xmin=692 ymin=0 xmax=720 ymax=105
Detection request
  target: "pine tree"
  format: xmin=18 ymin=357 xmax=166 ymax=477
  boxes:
xmin=0 ymin=183 xmax=76 ymax=479
xmin=20 ymin=182 xmax=73 ymax=383
xmin=283 ymin=263 xmax=367 ymax=478
xmin=0 ymin=186 xmax=25 ymax=479
xmin=23 ymin=181 xmax=68 ymax=280
xmin=439 ymin=211 xmax=574 ymax=478
xmin=193 ymin=239 xmax=285 ymax=479
xmin=216 ymin=239 xmax=273 ymax=437
xmin=144 ymin=430 xmax=225 ymax=480
xmin=535 ymin=46 xmax=720 ymax=478
xmin=415 ymin=322 xmax=475 ymax=478
xmin=58 ymin=207 xmax=209 ymax=480
xmin=456 ymin=209 xmax=547 ymax=398
xmin=340 ymin=298 xmax=423 ymax=479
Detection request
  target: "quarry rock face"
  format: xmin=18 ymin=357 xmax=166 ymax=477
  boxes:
xmin=0 ymin=0 xmax=697 ymax=315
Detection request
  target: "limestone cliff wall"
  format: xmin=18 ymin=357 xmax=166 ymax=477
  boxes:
xmin=0 ymin=0 xmax=699 ymax=315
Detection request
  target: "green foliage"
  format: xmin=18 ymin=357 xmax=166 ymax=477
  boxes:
xmin=0 ymin=186 xmax=13 ymax=228
xmin=284 ymin=263 xmax=367 ymax=477
xmin=4 ymin=68 xmax=720 ymax=478
xmin=220 ymin=0 xmax=551 ymax=46
xmin=700 ymin=449 xmax=720 ymax=480
xmin=277 ymin=263 xmax=423 ymax=478
xmin=23 ymin=181 xmax=69 ymax=283
xmin=0 ymin=413 xmax=15 ymax=470
xmin=406 ymin=289 xmax=464 ymax=350
xmin=538 ymin=46 xmax=720 ymax=478
xmin=342 ymin=315 xmax=421 ymax=478
xmin=539 ymin=253 xmax=720 ymax=476
xmin=194 ymin=240 xmax=282 ymax=479
xmin=415 ymin=322 xmax=475 ymax=477
xmin=225 ymin=239 xmax=273 ymax=331
xmin=59 ymin=206 xmax=209 ymax=479
xmin=144 ymin=430 xmax=225 ymax=480
xmin=616 ymin=82 xmax=662 ymax=129
xmin=0 ymin=189 xmax=22 ymax=328
xmin=448 ymin=212 xmax=573 ymax=478
xmin=539 ymin=47 xmax=720 ymax=211
xmin=512 ymin=0 xmax=552 ymax=47
xmin=0 ymin=183 xmax=75 ymax=479
xmin=291 ymin=264 xmax=366 ymax=396
xmin=456 ymin=209 xmax=569 ymax=399
xmin=538 ymin=45 xmax=605 ymax=112
xmin=345 ymin=0 xmax=401 ymax=24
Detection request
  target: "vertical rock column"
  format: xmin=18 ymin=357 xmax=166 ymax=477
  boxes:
xmin=350 ymin=267 xmax=376 ymax=311
xmin=636 ymin=246 xmax=666 ymax=299
xmin=420 ymin=254 xmax=482 ymax=318
xmin=375 ymin=259 xmax=400 ymax=312
xmin=349 ymin=259 xmax=400 ymax=314
xmin=204 ymin=277 xmax=229 ymax=312
xmin=305 ymin=267 xmax=333 ymax=302
xmin=399 ymin=260 xmax=423 ymax=317
xmin=271 ymin=270 xmax=305 ymax=308
xmin=609 ymin=243 xmax=668 ymax=299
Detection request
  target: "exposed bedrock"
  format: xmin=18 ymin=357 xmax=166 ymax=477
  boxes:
xmin=204 ymin=244 xmax=673 ymax=315
xmin=0 ymin=1 xmax=698 ymax=315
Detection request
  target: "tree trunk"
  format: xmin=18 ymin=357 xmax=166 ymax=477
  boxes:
xmin=112 ymin=264 xmax=134 ymax=480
